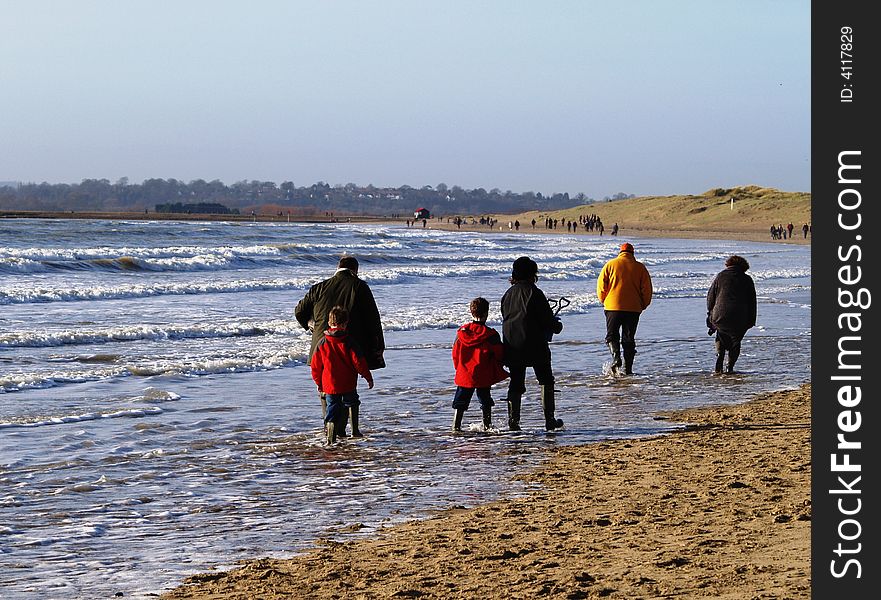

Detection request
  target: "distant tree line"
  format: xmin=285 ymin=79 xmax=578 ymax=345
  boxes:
xmin=0 ymin=178 xmax=597 ymax=216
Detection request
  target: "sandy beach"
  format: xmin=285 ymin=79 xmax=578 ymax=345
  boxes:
xmin=426 ymin=221 xmax=810 ymax=245
xmin=162 ymin=383 xmax=811 ymax=599
xmin=0 ymin=209 xmax=810 ymax=246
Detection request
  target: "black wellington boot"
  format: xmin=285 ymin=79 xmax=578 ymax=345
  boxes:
xmin=541 ymin=385 xmax=564 ymax=431
xmin=349 ymin=405 xmax=363 ymax=438
xmin=607 ymin=341 xmax=622 ymax=374
xmin=714 ymin=339 xmax=725 ymax=373
xmin=506 ymin=396 xmax=522 ymax=431
xmin=452 ymin=408 xmax=465 ymax=432
xmin=622 ymin=343 xmax=636 ymax=375
xmin=482 ymin=406 xmax=492 ymax=430
xmin=336 ymin=409 xmax=348 ymax=439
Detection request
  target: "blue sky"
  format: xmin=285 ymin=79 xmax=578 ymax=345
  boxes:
xmin=1 ymin=1 xmax=810 ymax=198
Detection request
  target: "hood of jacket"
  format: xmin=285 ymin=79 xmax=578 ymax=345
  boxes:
xmin=322 ymin=327 xmax=349 ymax=343
xmin=457 ymin=321 xmax=496 ymax=347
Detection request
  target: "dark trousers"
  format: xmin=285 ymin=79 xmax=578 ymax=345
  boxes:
xmin=506 ymin=361 xmax=554 ymax=398
xmin=604 ymin=311 xmax=641 ymax=344
xmin=324 ymin=391 xmax=360 ymax=424
xmin=715 ymin=329 xmax=746 ymax=355
xmin=452 ymin=387 xmax=494 ymax=410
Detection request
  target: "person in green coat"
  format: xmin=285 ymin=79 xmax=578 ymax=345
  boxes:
xmin=295 ymin=256 xmax=385 ymax=436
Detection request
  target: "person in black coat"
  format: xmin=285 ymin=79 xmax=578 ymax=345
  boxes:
xmin=706 ymin=255 xmax=757 ymax=373
xmin=295 ymin=255 xmax=385 ymax=436
xmin=500 ymin=257 xmax=564 ymax=431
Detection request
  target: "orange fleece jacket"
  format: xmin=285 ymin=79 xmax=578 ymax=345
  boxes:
xmin=597 ymin=252 xmax=653 ymax=312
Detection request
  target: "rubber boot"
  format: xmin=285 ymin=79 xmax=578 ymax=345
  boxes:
xmin=452 ymin=407 xmax=465 ymax=432
xmin=349 ymin=405 xmax=363 ymax=438
xmin=482 ymin=406 xmax=492 ymax=430
xmin=325 ymin=419 xmax=336 ymax=445
xmin=541 ymin=385 xmax=564 ymax=431
xmin=506 ymin=396 xmax=522 ymax=431
xmin=622 ymin=343 xmax=636 ymax=375
xmin=322 ymin=394 xmax=347 ymax=438
xmin=726 ymin=345 xmax=740 ymax=374
xmin=607 ymin=341 xmax=622 ymax=374
xmin=337 ymin=409 xmax=348 ymax=439
xmin=714 ymin=339 xmax=725 ymax=373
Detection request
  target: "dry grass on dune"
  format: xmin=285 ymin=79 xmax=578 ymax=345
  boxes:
xmin=508 ymin=185 xmax=811 ymax=236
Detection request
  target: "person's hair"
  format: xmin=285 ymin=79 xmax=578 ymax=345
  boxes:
xmin=469 ymin=297 xmax=489 ymax=320
xmin=328 ymin=306 xmax=349 ymax=327
xmin=338 ymin=256 xmax=359 ymax=272
xmin=725 ymin=255 xmax=750 ymax=271
xmin=509 ymin=256 xmax=538 ymax=284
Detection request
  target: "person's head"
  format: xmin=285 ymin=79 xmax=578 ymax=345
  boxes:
xmin=469 ymin=297 xmax=489 ymax=322
xmin=619 ymin=242 xmax=634 ymax=254
xmin=338 ymin=256 xmax=359 ymax=273
xmin=724 ymin=255 xmax=750 ymax=271
xmin=510 ymin=256 xmax=538 ymax=284
xmin=328 ymin=305 xmax=349 ymax=328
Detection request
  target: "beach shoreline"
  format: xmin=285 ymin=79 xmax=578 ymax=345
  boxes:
xmin=161 ymin=383 xmax=811 ymax=599
xmin=0 ymin=210 xmax=809 ymax=245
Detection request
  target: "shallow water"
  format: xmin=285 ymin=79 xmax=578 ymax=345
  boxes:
xmin=0 ymin=220 xmax=810 ymax=598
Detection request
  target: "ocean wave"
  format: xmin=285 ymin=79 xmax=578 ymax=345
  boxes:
xmin=0 ymin=346 xmax=309 ymax=393
xmin=0 ymin=407 xmax=164 ymax=429
xmin=0 ymin=319 xmax=306 ymax=348
xmin=0 ymin=277 xmax=318 ymax=305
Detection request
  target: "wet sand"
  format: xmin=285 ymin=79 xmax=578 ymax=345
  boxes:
xmin=161 ymin=383 xmax=811 ymax=599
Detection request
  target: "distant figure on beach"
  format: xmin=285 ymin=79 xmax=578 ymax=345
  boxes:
xmin=451 ymin=297 xmax=509 ymax=432
xmin=787 ymin=222 xmax=794 ymax=239
xmin=311 ymin=306 xmax=374 ymax=444
xmin=295 ymin=256 xmax=385 ymax=437
xmin=802 ymin=223 xmax=809 ymax=239
xmin=611 ymin=223 xmax=619 ymax=236
xmin=706 ymin=255 xmax=757 ymax=374
xmin=500 ymin=257 xmax=564 ymax=431
xmin=596 ymin=242 xmax=653 ymax=375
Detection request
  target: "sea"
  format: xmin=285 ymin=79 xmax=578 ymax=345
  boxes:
xmin=0 ymin=218 xmax=811 ymax=599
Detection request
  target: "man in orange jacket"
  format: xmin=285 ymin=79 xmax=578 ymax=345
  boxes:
xmin=596 ymin=242 xmax=653 ymax=375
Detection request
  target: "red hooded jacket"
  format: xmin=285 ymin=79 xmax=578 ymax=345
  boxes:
xmin=452 ymin=321 xmax=509 ymax=388
xmin=311 ymin=328 xmax=373 ymax=394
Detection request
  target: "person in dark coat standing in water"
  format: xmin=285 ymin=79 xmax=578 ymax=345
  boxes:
xmin=296 ymin=256 xmax=385 ymax=436
xmin=500 ymin=257 xmax=564 ymax=431
xmin=706 ymin=255 xmax=757 ymax=373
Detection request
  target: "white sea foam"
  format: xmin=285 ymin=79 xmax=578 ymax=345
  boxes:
xmin=0 ymin=407 xmax=163 ymax=429
xmin=0 ymin=319 xmax=306 ymax=348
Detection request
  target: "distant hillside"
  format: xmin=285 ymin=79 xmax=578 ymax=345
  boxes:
xmin=509 ymin=186 xmax=810 ymax=236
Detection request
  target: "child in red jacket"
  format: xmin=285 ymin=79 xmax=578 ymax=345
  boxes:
xmin=451 ymin=297 xmax=509 ymax=431
xmin=311 ymin=306 xmax=374 ymax=444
